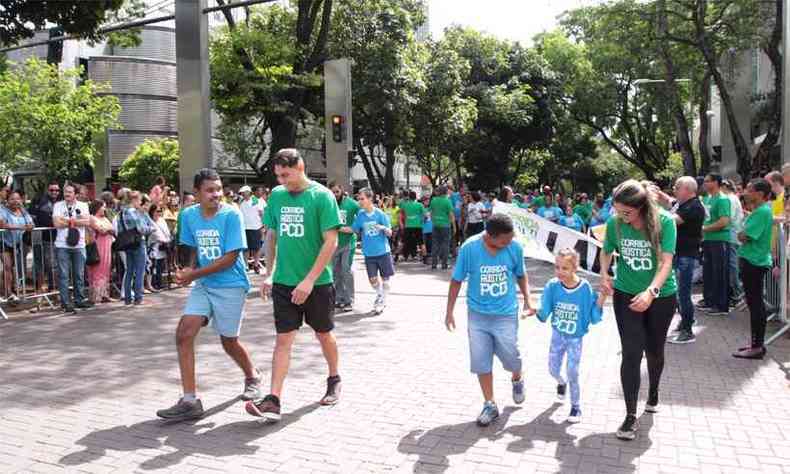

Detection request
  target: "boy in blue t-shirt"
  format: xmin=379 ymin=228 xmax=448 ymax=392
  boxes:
xmin=532 ymin=248 xmax=606 ymax=424
xmin=156 ymin=168 xmax=260 ymax=422
xmin=352 ymin=188 xmax=395 ymax=314
xmin=446 ymin=213 xmax=536 ymax=427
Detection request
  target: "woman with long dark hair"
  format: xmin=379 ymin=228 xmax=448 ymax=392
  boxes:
xmin=733 ymin=178 xmax=774 ymax=359
xmin=599 ymin=179 xmax=677 ymax=441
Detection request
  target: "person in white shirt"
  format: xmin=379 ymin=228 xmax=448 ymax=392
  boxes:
xmin=465 ymin=191 xmax=487 ymax=239
xmin=148 ymin=203 xmax=173 ymax=290
xmin=53 ymin=184 xmax=92 ymax=312
xmin=239 ymin=185 xmax=264 ymax=273
xmin=722 ymin=180 xmax=744 ymax=305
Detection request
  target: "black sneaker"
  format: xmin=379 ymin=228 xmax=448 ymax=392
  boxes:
xmin=62 ymin=305 xmax=76 ymax=314
xmin=156 ymin=398 xmax=204 ymax=421
xmin=320 ymin=375 xmax=342 ymax=405
xmin=241 ymin=369 xmax=262 ymax=401
xmin=75 ymin=301 xmax=94 ymax=309
xmin=668 ymin=330 xmax=696 ymax=344
xmin=616 ymin=414 xmax=639 ymax=440
xmin=246 ymin=394 xmax=281 ymax=422
xmin=645 ymin=392 xmax=659 ymax=413
xmin=694 ymin=301 xmax=710 ymax=311
xmin=557 ymin=383 xmax=567 ymax=401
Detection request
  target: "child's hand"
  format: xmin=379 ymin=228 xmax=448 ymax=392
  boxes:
xmin=521 ymin=306 xmax=536 ymax=319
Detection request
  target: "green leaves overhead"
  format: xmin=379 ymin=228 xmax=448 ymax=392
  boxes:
xmin=119 ymin=138 xmax=180 ymax=193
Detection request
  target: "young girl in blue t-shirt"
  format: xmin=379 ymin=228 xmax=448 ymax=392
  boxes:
xmin=531 ymin=248 xmax=607 ymax=424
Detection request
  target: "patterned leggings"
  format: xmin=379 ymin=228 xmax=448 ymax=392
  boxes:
xmin=548 ymin=329 xmax=584 ymax=408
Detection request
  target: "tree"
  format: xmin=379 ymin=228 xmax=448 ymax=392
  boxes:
xmin=330 ymin=0 xmax=426 ymax=193
xmin=0 ymin=58 xmax=121 ymax=181
xmin=118 ymin=138 xmax=180 ymax=192
xmin=0 ymin=0 xmax=130 ymax=46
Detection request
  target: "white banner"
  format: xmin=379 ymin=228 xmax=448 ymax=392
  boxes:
xmin=493 ymin=202 xmax=603 ymax=273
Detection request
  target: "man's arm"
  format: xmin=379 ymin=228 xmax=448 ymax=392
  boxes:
xmin=290 ymin=229 xmax=338 ymax=304
xmin=264 ymin=230 xmax=277 ymax=275
xmin=516 ymin=274 xmax=535 ymax=316
xmin=703 ymin=216 xmax=730 ymax=232
xmin=445 ymin=279 xmax=463 ymax=331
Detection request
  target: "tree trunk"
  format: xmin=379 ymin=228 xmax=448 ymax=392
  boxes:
xmin=698 ymin=72 xmax=712 ymax=175
xmin=755 ymin=0 xmax=782 ymax=172
xmin=656 ymin=0 xmax=696 ymax=176
xmin=355 ymin=137 xmax=382 ymax=193
xmin=695 ymin=0 xmax=752 ymax=182
xmin=383 ymin=144 xmax=396 ymax=194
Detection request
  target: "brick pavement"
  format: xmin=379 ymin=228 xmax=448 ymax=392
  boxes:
xmin=2 ymin=258 xmax=790 ymax=473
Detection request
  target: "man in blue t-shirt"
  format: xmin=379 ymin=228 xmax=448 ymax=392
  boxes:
xmin=445 ymin=213 xmax=536 ymax=427
xmin=157 ymin=168 xmax=260 ymax=422
xmin=352 ymin=188 xmax=395 ymax=314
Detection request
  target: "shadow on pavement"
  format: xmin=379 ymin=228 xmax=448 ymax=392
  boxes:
xmin=396 ymin=406 xmax=521 ymax=473
xmin=60 ymin=401 xmax=321 ymax=470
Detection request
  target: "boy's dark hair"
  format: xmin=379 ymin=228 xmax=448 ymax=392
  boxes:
xmin=271 ymin=148 xmax=302 ymax=168
xmin=705 ymin=173 xmax=723 ymax=186
xmin=193 ymin=168 xmax=220 ymax=190
xmin=89 ymin=199 xmax=104 ymax=216
xmin=486 ymin=213 xmax=514 ymax=237
xmin=749 ymin=178 xmax=774 ymax=200
xmin=471 ymin=190 xmax=481 ymax=202
xmin=409 ymin=190 xmax=417 ymax=200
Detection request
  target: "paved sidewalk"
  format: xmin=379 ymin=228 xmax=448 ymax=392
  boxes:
xmin=2 ymin=258 xmax=790 ymax=473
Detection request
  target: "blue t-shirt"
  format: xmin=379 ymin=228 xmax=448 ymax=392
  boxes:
xmin=538 ymin=278 xmax=603 ymax=338
xmin=538 ymin=206 xmax=563 ymax=222
xmin=452 ymin=233 xmax=525 ymax=316
xmin=422 ymin=212 xmax=433 ymax=234
xmin=352 ymin=207 xmax=391 ymax=257
xmin=450 ymin=192 xmax=463 ymax=219
xmin=0 ymin=206 xmax=33 ymax=246
xmin=179 ymin=204 xmax=250 ymax=290
xmin=560 ymin=214 xmax=583 ymax=232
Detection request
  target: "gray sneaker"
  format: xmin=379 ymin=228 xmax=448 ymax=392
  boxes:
xmin=241 ymin=369 xmax=262 ymax=401
xmin=668 ymin=330 xmax=696 ymax=344
xmin=156 ymin=398 xmax=204 ymax=421
xmin=512 ymin=379 xmax=525 ymax=405
xmin=476 ymin=401 xmax=499 ymax=426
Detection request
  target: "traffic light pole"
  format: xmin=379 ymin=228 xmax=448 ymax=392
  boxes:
xmin=324 ymin=59 xmax=353 ymax=188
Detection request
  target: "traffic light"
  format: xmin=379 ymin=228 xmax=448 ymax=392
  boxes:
xmin=331 ymin=115 xmax=344 ymax=143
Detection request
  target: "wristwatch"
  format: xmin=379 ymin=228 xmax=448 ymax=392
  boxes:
xmin=647 ymin=286 xmax=660 ymax=297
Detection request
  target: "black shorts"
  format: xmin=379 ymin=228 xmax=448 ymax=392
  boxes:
xmin=272 ymin=283 xmax=335 ymax=334
xmin=364 ymin=253 xmax=395 ymax=279
xmin=245 ymin=229 xmax=262 ymax=251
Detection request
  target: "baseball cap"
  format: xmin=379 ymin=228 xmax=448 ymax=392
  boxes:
xmin=239 ymin=185 xmax=252 ymax=193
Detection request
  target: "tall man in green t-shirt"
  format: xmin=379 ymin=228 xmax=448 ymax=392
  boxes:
xmin=330 ymin=182 xmax=360 ymax=312
xmin=401 ymin=190 xmax=425 ymax=261
xmin=246 ymin=149 xmax=342 ymax=423
xmin=429 ymin=185 xmax=456 ymax=270
xmin=700 ymin=174 xmax=731 ymax=316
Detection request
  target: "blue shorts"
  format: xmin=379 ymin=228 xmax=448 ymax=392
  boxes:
xmin=468 ymin=311 xmax=521 ymax=374
xmin=184 ymin=283 xmax=248 ymax=337
xmin=364 ymin=253 xmax=395 ymax=279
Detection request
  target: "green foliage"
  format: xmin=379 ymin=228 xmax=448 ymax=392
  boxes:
xmin=105 ymin=0 xmax=146 ymax=49
xmin=118 ymin=138 xmax=180 ymax=192
xmin=0 ymin=0 xmax=125 ymax=46
xmin=0 ymin=58 xmax=121 ymax=180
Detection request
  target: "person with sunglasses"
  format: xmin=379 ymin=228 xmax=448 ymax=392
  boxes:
xmin=29 ymin=181 xmax=61 ymax=292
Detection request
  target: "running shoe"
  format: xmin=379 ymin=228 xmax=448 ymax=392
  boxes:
xmin=75 ymin=301 xmax=94 ymax=309
xmin=645 ymin=392 xmax=659 ymax=413
xmin=512 ymin=379 xmax=525 ymax=405
xmin=668 ymin=330 xmax=696 ymax=344
xmin=557 ymin=383 xmax=567 ymax=401
xmin=476 ymin=401 xmax=499 ymax=427
xmin=616 ymin=414 xmax=639 ymax=440
xmin=320 ymin=375 xmax=342 ymax=405
xmin=707 ymin=309 xmax=730 ymax=317
xmin=694 ymin=301 xmax=711 ymax=311
xmin=246 ymin=394 xmax=281 ymax=422
xmin=241 ymin=368 xmax=262 ymax=401
xmin=157 ymin=398 xmax=204 ymax=421
xmin=567 ymin=407 xmax=582 ymax=424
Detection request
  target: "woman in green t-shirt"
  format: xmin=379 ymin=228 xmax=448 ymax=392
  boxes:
xmin=600 ymin=179 xmax=677 ymax=442
xmin=734 ymin=178 xmax=774 ymax=360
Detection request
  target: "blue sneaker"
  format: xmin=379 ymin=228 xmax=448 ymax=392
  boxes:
xmin=567 ymin=406 xmax=582 ymax=424
xmin=476 ymin=401 xmax=499 ymax=426
xmin=512 ymin=379 xmax=525 ymax=404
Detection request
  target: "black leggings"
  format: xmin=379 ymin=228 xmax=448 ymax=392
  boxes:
xmin=739 ymin=258 xmax=769 ymax=347
xmin=613 ymin=289 xmax=676 ymax=415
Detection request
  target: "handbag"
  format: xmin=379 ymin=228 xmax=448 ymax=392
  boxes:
xmin=112 ymin=211 xmax=142 ymax=252
xmin=86 ymin=241 xmax=100 ymax=265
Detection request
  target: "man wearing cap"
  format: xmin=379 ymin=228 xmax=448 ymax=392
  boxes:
xmin=240 ymin=185 xmax=265 ymax=273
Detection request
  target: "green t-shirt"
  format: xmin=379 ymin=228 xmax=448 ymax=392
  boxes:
xmin=430 ymin=196 xmax=453 ymax=228
xmin=531 ymin=196 xmax=546 ymax=209
xmin=402 ymin=200 xmax=425 ymax=228
xmin=263 ymin=181 xmax=341 ymax=286
xmin=573 ymin=202 xmax=593 ymax=224
xmin=738 ymin=202 xmax=773 ymax=267
xmin=702 ymin=193 xmax=731 ymax=242
xmin=602 ymin=210 xmax=678 ymax=297
xmin=337 ymin=196 xmax=361 ymax=248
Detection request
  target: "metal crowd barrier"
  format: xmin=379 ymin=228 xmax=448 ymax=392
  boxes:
xmin=765 ymin=222 xmax=790 ymax=345
xmin=0 ymin=226 xmax=176 ymax=320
